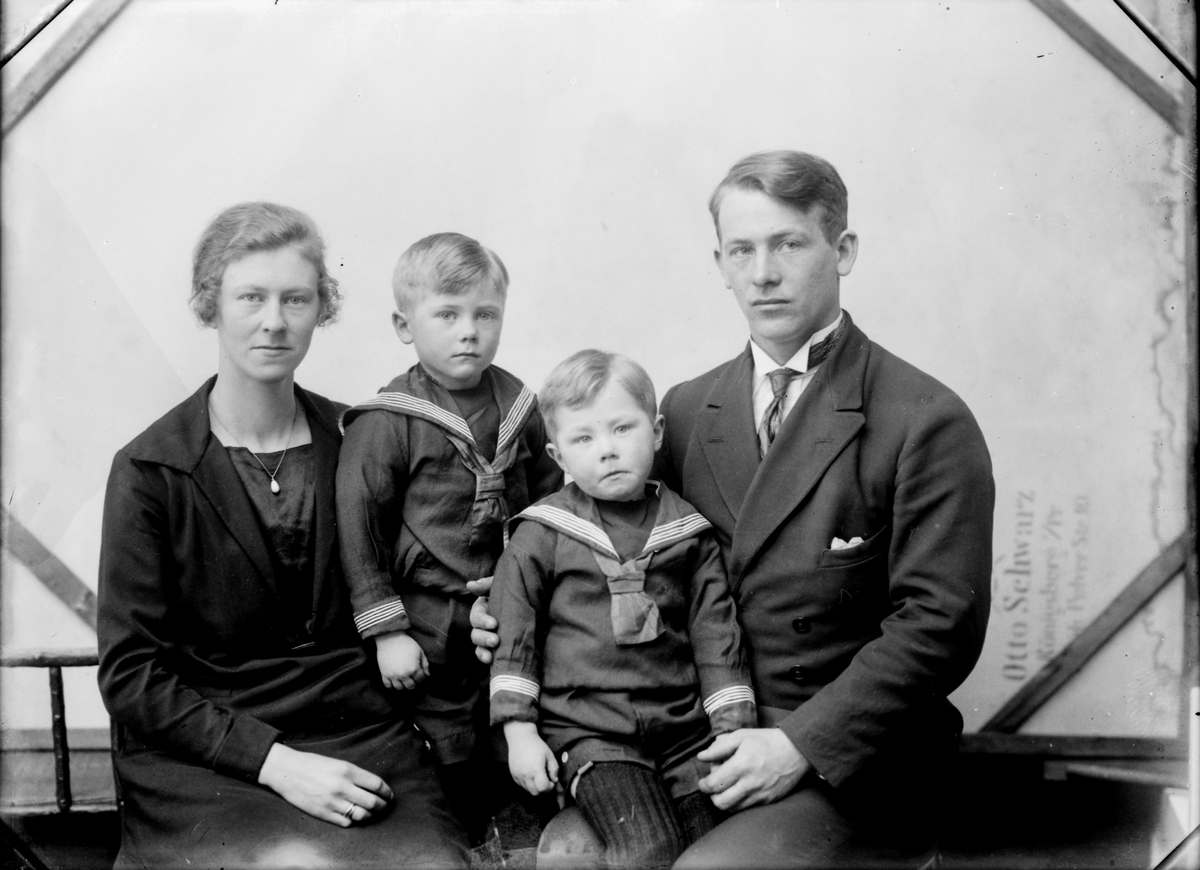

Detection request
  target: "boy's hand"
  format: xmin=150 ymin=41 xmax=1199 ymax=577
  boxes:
xmin=467 ymin=576 xmax=500 ymax=664
xmin=374 ymin=631 xmax=429 ymax=691
xmin=503 ymin=721 xmax=559 ymax=796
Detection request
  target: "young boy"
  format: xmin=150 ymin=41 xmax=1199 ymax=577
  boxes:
xmin=488 ymin=349 xmax=756 ymax=870
xmin=336 ymin=232 xmax=563 ymax=840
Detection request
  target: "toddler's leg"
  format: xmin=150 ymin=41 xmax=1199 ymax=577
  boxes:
xmin=675 ymin=790 xmax=719 ymax=846
xmin=573 ymin=761 xmax=686 ymax=870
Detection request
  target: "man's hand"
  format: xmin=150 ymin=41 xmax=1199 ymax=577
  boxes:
xmin=503 ymin=721 xmax=559 ymax=796
xmin=257 ymin=743 xmax=393 ymax=826
xmin=375 ymin=631 xmax=429 ymax=690
xmin=697 ymin=728 xmax=810 ymax=812
xmin=467 ymin=576 xmax=499 ymax=664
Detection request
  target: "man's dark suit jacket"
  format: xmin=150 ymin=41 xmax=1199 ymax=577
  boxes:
xmin=658 ymin=311 xmax=993 ymax=808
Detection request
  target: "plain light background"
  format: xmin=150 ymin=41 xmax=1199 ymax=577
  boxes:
xmin=1 ymin=0 xmax=1192 ymax=737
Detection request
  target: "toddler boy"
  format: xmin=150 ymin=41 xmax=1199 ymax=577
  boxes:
xmin=489 ymin=349 xmax=756 ymax=870
xmin=336 ymin=232 xmax=563 ymax=839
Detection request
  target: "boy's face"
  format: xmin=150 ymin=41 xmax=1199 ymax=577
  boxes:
xmin=546 ymin=381 xmax=664 ymax=502
xmin=392 ymin=281 xmax=505 ymax=390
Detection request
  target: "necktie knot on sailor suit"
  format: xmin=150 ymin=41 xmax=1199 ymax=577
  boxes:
xmin=443 ymin=435 xmax=519 ymax=544
xmin=590 ymin=550 xmax=663 ymax=646
xmin=758 ymin=367 xmax=798 ymax=457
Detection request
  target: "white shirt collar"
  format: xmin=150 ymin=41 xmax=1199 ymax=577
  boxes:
xmin=749 ymin=310 xmax=844 ymax=376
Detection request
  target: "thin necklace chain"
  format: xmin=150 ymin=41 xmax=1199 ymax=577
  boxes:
xmin=208 ymin=399 xmax=299 ymax=495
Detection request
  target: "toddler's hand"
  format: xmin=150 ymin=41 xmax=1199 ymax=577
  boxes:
xmin=375 ymin=631 xmax=429 ymax=691
xmin=504 ymin=721 xmax=559 ymax=796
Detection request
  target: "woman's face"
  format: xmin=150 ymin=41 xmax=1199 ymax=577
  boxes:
xmin=215 ymin=245 xmax=321 ymax=386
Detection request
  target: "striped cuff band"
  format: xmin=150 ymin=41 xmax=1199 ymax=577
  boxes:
xmin=703 ymin=685 xmax=756 ymax=715
xmin=490 ymin=675 xmax=540 ymax=701
xmin=353 ymin=599 xmax=406 ymax=634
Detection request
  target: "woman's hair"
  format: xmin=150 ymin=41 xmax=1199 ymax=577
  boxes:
xmin=539 ymin=349 xmax=657 ymax=441
xmin=708 ymin=150 xmax=848 ymax=245
xmin=189 ymin=202 xmax=342 ymax=327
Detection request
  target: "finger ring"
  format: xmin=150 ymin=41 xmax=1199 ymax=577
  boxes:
xmin=344 ymin=802 xmax=357 ymax=818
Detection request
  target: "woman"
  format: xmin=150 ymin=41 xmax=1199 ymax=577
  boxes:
xmin=97 ymin=203 xmax=469 ymax=868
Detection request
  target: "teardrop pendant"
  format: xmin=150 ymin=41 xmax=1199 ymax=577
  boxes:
xmin=270 ymin=478 xmax=281 ymax=495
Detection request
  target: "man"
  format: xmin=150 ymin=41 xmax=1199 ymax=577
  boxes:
xmin=474 ymin=150 xmax=994 ymax=867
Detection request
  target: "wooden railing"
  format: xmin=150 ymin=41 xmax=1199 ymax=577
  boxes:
xmin=0 ymin=648 xmax=116 ymax=815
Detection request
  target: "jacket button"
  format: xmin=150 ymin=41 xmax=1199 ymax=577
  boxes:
xmin=789 ymin=666 xmax=806 ymax=683
xmin=792 ymin=618 xmax=811 ymax=634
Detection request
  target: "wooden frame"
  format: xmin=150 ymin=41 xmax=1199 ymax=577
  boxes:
xmin=970 ymin=0 xmax=1198 ymax=761
xmin=1 ymin=0 xmax=134 ymax=136
xmin=0 ymin=510 xmax=96 ymax=632
xmin=1027 ymin=0 xmax=1184 ymax=133
xmin=982 ymin=536 xmax=1189 ymax=734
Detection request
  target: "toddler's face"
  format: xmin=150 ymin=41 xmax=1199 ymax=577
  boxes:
xmin=547 ymin=381 xmax=663 ymax=502
xmin=393 ymin=281 xmax=504 ymax=390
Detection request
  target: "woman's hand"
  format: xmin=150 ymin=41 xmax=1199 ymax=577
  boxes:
xmin=375 ymin=631 xmax=429 ymax=690
xmin=503 ymin=721 xmax=559 ymax=796
xmin=466 ymin=576 xmax=500 ymax=665
xmin=257 ymin=743 xmax=394 ymax=826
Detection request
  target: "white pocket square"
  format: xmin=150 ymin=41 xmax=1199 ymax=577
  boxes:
xmin=830 ymin=536 xmax=864 ymax=550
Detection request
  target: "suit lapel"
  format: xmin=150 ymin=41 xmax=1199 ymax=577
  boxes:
xmin=191 ymin=424 xmax=279 ymax=596
xmin=696 ymin=350 xmax=760 ymax=524
xmin=301 ymin=388 xmax=339 ymax=615
xmin=728 ymin=318 xmax=869 ymax=582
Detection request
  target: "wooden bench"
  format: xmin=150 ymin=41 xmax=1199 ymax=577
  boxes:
xmin=0 ymin=648 xmax=119 ymax=870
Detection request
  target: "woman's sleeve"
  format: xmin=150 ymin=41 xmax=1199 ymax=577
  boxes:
xmin=96 ymin=453 xmax=280 ymax=781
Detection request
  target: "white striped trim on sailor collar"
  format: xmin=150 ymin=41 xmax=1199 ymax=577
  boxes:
xmin=511 ymin=501 xmax=712 ymax=561
xmin=497 ymin=387 xmax=536 ymax=452
xmin=354 ymin=387 xmax=535 ymax=456
xmin=644 ymin=513 xmax=713 ymax=553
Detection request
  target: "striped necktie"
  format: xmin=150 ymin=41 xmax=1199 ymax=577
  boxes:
xmin=758 ymin=368 xmax=797 ymax=457
xmin=755 ymin=323 xmax=846 ymax=457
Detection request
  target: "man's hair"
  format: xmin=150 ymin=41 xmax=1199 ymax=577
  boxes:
xmin=708 ymin=150 xmax=848 ymax=245
xmin=392 ymin=232 xmax=509 ymax=311
xmin=539 ymin=349 xmax=658 ymax=441
xmin=190 ymin=202 xmax=342 ymax=327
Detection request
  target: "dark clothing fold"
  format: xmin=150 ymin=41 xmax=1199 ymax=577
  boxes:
xmin=97 ymin=376 xmax=467 ymax=868
xmin=660 ymin=311 xmax=993 ymax=865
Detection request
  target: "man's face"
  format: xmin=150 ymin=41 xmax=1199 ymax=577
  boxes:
xmin=714 ymin=187 xmax=857 ymax=364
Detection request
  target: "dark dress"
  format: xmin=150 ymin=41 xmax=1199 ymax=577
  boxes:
xmin=96 ymin=377 xmax=469 ymax=869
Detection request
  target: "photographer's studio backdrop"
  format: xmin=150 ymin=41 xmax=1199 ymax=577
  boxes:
xmin=1 ymin=0 xmax=1194 ymax=833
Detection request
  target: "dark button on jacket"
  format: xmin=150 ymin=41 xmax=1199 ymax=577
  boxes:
xmin=789 ymin=666 xmax=807 ymax=683
xmin=792 ymin=617 xmax=811 ymax=634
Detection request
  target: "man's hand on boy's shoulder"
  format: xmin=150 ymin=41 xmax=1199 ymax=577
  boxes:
xmin=467 ymin=576 xmax=499 ymax=664
xmin=374 ymin=631 xmax=429 ymax=691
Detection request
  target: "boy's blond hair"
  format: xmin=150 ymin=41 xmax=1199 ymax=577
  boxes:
xmin=391 ymin=232 xmax=509 ymax=311
xmin=539 ymin=350 xmax=657 ymax=441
